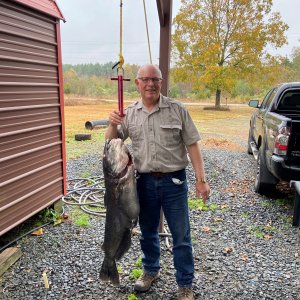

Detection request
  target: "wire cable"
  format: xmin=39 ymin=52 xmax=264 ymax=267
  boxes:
xmin=143 ymin=0 xmax=153 ymax=64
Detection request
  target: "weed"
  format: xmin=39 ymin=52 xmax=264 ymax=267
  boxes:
xmin=37 ymin=208 xmax=60 ymax=225
xmin=260 ymin=201 xmax=273 ymax=207
xmin=209 ymin=203 xmax=219 ymax=210
xmin=191 ymin=234 xmax=197 ymax=244
xmin=117 ymin=265 xmax=123 ymax=274
xmin=74 ymin=215 xmax=90 ymax=227
xmin=252 ymin=230 xmax=264 ymax=238
xmin=210 ymin=169 xmax=219 ymax=179
xmin=70 ymin=209 xmax=90 ymax=227
xmin=248 ymin=225 xmax=277 ymax=238
xmin=135 ymin=257 xmax=142 ymax=268
xmin=281 ymin=217 xmax=293 ymax=230
xmin=129 ymin=268 xmax=143 ymax=280
xmin=240 ymin=212 xmax=250 ymax=218
xmin=188 ymin=198 xmax=218 ymax=211
xmin=128 ymin=294 xmax=139 ymax=300
xmin=275 ymin=198 xmax=292 ymax=207
xmin=82 ymin=170 xmax=91 ymax=178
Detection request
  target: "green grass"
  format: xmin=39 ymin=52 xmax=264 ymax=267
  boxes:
xmin=240 ymin=212 xmax=250 ymax=218
xmin=66 ymin=131 xmax=106 ymax=159
xmin=70 ymin=208 xmax=90 ymax=227
xmin=275 ymin=198 xmax=292 ymax=207
xmin=188 ymin=198 xmax=218 ymax=211
xmin=260 ymin=198 xmax=293 ymax=210
xmin=210 ymin=169 xmax=219 ymax=180
xmin=135 ymin=257 xmax=142 ymax=268
xmin=128 ymin=294 xmax=139 ymax=300
xmin=260 ymin=200 xmax=273 ymax=208
xmin=248 ymin=225 xmax=277 ymax=238
xmin=129 ymin=268 xmax=143 ymax=280
xmin=191 ymin=234 xmax=197 ymax=245
xmin=34 ymin=207 xmax=61 ymax=227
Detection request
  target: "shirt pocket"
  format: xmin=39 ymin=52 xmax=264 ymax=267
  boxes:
xmin=159 ymin=124 xmax=182 ymax=147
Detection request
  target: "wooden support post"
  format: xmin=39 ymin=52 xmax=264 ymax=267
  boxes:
xmin=0 ymin=247 xmax=22 ymax=276
xmin=156 ymin=0 xmax=172 ymax=97
xmin=156 ymin=0 xmax=173 ymax=239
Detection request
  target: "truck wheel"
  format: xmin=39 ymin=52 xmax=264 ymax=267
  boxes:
xmin=247 ymin=129 xmax=253 ymax=155
xmin=254 ymin=148 xmax=277 ymax=195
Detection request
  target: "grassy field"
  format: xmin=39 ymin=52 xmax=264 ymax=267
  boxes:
xmin=64 ymin=99 xmax=254 ymax=159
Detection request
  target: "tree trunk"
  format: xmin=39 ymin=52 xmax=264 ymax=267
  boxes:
xmin=215 ymin=89 xmax=221 ymax=107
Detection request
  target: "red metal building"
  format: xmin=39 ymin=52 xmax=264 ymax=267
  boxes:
xmin=0 ymin=0 xmax=66 ymax=236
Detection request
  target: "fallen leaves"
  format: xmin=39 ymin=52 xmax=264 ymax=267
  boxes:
xmin=241 ymin=254 xmax=249 ymax=262
xmin=223 ymin=179 xmax=253 ymax=195
xmin=264 ymin=233 xmax=273 ymax=240
xmin=212 ymin=216 xmax=224 ymax=222
xmin=223 ymin=247 xmax=234 ymax=255
xmin=42 ymin=270 xmax=50 ymax=289
xmin=202 ymin=226 xmax=211 ymax=233
xmin=202 ymin=138 xmax=244 ymax=152
xmin=31 ymin=228 xmax=44 ymax=236
xmin=220 ymin=204 xmax=229 ymax=210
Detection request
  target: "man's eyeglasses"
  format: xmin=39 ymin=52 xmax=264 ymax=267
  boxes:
xmin=138 ymin=77 xmax=162 ymax=84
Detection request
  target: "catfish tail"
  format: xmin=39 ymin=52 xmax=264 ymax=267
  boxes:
xmin=99 ymin=257 xmax=120 ymax=286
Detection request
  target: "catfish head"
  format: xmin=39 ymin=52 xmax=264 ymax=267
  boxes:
xmin=103 ymin=139 xmax=133 ymax=178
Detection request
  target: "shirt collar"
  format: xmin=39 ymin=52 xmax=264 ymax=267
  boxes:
xmin=158 ymin=94 xmax=170 ymax=108
xmin=136 ymin=94 xmax=169 ymax=110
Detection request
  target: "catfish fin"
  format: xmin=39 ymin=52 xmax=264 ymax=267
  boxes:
xmin=99 ymin=257 xmax=120 ymax=286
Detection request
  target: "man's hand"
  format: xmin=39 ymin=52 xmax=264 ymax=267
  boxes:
xmin=109 ymin=110 xmax=124 ymax=126
xmin=195 ymin=182 xmax=210 ymax=204
xmin=105 ymin=110 xmax=125 ymax=140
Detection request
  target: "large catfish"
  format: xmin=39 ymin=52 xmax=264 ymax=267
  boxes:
xmin=100 ymin=139 xmax=140 ymax=285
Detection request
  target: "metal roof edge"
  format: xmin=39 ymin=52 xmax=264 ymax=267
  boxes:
xmin=12 ymin=0 xmax=66 ymax=22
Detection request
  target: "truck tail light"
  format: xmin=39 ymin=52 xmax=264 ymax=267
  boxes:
xmin=274 ymin=126 xmax=290 ymax=156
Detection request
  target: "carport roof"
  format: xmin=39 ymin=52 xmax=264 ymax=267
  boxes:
xmin=13 ymin=0 xmax=65 ymax=21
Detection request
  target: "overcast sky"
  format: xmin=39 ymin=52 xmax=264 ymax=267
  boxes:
xmin=57 ymin=0 xmax=300 ymax=66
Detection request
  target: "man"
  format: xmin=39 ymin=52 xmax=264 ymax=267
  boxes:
xmin=105 ymin=64 xmax=210 ymax=300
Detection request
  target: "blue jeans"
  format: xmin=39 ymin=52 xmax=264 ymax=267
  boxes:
xmin=136 ymin=169 xmax=194 ymax=287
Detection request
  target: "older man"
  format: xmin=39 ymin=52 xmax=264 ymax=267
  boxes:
xmin=105 ymin=64 xmax=210 ymax=300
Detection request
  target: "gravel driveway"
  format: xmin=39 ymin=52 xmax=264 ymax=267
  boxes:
xmin=0 ymin=147 xmax=299 ymax=300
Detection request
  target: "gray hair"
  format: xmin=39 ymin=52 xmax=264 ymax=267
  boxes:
xmin=136 ymin=64 xmax=162 ymax=79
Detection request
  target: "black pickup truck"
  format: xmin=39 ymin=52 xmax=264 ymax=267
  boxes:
xmin=248 ymin=82 xmax=300 ymax=195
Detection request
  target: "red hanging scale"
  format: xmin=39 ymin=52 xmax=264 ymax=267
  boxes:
xmin=111 ymin=0 xmax=130 ymax=117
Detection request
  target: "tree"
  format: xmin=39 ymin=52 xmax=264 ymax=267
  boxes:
xmin=172 ymin=0 xmax=288 ymax=106
xmin=290 ymin=47 xmax=300 ymax=79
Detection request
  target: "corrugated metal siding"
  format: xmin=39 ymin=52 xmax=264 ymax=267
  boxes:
xmin=0 ymin=0 xmax=65 ymax=235
xmin=13 ymin=0 xmax=65 ymax=21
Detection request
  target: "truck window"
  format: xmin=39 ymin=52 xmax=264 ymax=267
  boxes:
xmin=277 ymin=91 xmax=300 ymax=111
xmin=260 ymin=88 xmax=277 ymax=110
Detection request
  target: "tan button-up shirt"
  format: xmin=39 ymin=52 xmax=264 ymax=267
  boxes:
xmin=118 ymin=95 xmax=200 ymax=173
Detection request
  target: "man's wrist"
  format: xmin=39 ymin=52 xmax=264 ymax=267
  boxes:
xmin=196 ymin=176 xmax=207 ymax=183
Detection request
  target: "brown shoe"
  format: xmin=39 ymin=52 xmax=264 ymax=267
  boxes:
xmin=134 ymin=272 xmax=160 ymax=292
xmin=178 ymin=287 xmax=194 ymax=300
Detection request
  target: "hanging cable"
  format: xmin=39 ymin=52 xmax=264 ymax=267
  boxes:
xmin=111 ymin=0 xmax=130 ymax=117
xmin=143 ymin=0 xmax=152 ymax=64
xmin=119 ymin=0 xmax=124 ymax=68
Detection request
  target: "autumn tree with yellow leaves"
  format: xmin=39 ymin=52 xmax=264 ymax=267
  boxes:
xmin=172 ymin=0 xmax=288 ymax=106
